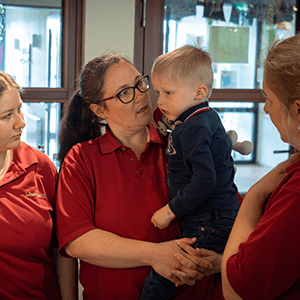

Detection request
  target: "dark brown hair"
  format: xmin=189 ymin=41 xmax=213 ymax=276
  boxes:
xmin=58 ymin=53 xmax=132 ymax=165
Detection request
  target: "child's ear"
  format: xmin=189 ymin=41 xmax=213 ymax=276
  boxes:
xmin=195 ymin=84 xmax=208 ymax=100
xmin=90 ymin=103 xmax=107 ymax=119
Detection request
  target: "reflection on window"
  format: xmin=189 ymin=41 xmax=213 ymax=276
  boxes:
xmin=22 ymin=102 xmax=61 ymax=170
xmin=164 ymin=1 xmax=296 ymax=89
xmin=0 ymin=3 xmax=62 ymax=88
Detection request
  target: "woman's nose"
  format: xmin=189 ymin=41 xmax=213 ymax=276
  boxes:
xmin=134 ymin=88 xmax=145 ymax=102
xmin=14 ymin=110 xmax=26 ymax=129
xmin=263 ymin=101 xmax=269 ymax=114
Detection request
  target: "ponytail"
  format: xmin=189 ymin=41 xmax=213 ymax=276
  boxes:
xmin=58 ymin=53 xmax=132 ymax=166
xmin=58 ymin=89 xmax=102 ymax=165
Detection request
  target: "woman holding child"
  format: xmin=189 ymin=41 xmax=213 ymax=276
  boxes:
xmin=56 ymin=54 xmax=224 ymax=299
xmin=56 ymin=34 xmax=300 ymax=299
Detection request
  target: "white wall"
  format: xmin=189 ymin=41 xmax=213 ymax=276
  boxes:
xmin=80 ymin=4 xmax=136 ymax=297
xmin=84 ymin=0 xmax=135 ymax=64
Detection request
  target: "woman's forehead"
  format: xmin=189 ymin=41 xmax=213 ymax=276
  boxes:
xmin=0 ymin=89 xmax=21 ymax=109
xmin=105 ymin=61 xmax=140 ymax=88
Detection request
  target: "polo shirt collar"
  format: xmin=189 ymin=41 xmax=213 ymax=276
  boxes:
xmin=13 ymin=142 xmax=39 ymax=169
xmin=173 ymin=101 xmax=210 ymax=126
xmin=1 ymin=142 xmax=38 ymax=186
xmin=286 ymin=157 xmax=300 ymax=173
xmin=99 ymin=122 xmax=164 ymax=154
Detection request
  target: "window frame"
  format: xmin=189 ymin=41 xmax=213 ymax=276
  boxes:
xmin=134 ymin=0 xmax=299 ymax=109
xmin=20 ymin=0 xmax=84 ymax=103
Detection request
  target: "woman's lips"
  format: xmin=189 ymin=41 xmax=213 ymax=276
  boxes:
xmin=137 ymin=105 xmax=148 ymax=113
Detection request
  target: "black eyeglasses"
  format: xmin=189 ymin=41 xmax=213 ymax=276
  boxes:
xmin=99 ymin=75 xmax=150 ymax=104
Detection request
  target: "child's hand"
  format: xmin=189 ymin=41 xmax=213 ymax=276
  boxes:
xmin=151 ymin=205 xmax=176 ymax=229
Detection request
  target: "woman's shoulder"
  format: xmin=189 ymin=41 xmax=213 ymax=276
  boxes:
xmin=16 ymin=142 xmax=57 ymax=175
xmin=267 ymin=163 xmax=300 ymax=214
xmin=61 ymin=136 xmax=103 ymax=169
xmin=281 ymin=158 xmax=300 ymax=194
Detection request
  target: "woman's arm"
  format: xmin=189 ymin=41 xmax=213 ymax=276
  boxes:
xmin=221 ymin=183 xmax=263 ymax=299
xmin=221 ymin=154 xmax=300 ymax=299
xmin=53 ymin=249 xmax=78 ymax=300
xmin=65 ymin=229 xmax=200 ymax=285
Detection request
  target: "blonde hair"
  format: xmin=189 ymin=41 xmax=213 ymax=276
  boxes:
xmin=264 ymin=34 xmax=300 ymax=150
xmin=151 ymin=45 xmax=214 ymax=99
xmin=0 ymin=72 xmax=22 ymax=98
xmin=264 ymin=34 xmax=300 ymax=110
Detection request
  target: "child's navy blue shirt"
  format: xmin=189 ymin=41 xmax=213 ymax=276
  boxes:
xmin=167 ymin=101 xmax=239 ymax=217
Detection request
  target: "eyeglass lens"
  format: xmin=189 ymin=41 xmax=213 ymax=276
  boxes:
xmin=118 ymin=76 xmax=150 ymax=103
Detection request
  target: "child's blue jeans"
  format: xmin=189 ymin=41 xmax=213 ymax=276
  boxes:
xmin=140 ymin=209 xmax=238 ymax=300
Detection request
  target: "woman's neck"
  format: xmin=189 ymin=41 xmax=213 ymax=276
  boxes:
xmin=110 ymin=126 xmax=150 ymax=160
xmin=0 ymin=149 xmax=13 ymax=181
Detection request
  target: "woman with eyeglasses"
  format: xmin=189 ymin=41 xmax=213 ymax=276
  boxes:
xmin=56 ymin=54 xmax=224 ymax=299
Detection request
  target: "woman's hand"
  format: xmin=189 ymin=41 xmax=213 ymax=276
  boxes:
xmin=172 ymin=241 xmax=222 ymax=287
xmin=150 ymin=237 xmax=203 ymax=286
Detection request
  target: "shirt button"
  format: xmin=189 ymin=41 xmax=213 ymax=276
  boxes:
xmin=211 ymin=229 xmax=216 ymax=234
xmin=200 ymin=227 xmax=205 ymax=231
xmin=130 ymin=158 xmax=134 ymax=162
xmin=122 ymin=147 xmax=127 ymax=151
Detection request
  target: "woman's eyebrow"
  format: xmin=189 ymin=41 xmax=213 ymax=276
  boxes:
xmin=0 ymin=108 xmax=13 ymax=115
xmin=261 ymin=90 xmax=268 ymax=98
xmin=0 ymin=102 xmax=22 ymax=117
xmin=115 ymin=75 xmax=142 ymax=92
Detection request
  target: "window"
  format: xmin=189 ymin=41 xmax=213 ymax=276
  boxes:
xmin=134 ymin=0 xmax=299 ymax=193
xmin=22 ymin=102 xmax=61 ymax=169
xmin=1 ymin=0 xmax=83 ymax=101
xmin=0 ymin=0 xmax=83 ymax=166
xmin=1 ymin=4 xmax=62 ymax=87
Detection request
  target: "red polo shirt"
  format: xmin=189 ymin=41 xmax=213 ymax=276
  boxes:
xmin=56 ymin=123 xmax=224 ymax=299
xmin=227 ymin=159 xmax=300 ymax=299
xmin=0 ymin=142 xmax=60 ymax=299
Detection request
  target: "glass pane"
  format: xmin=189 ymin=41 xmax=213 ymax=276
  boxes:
xmin=209 ymin=101 xmax=289 ymax=193
xmin=234 ymin=103 xmax=289 ymax=194
xmin=163 ymin=0 xmax=296 ymax=89
xmin=210 ymin=102 xmax=254 ymax=162
xmin=21 ymin=102 xmax=61 ymax=170
xmin=0 ymin=2 xmax=62 ymax=87
xmin=162 ymin=1 xmax=296 ymax=194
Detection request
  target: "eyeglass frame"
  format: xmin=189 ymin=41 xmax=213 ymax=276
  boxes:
xmin=99 ymin=74 xmax=150 ymax=104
